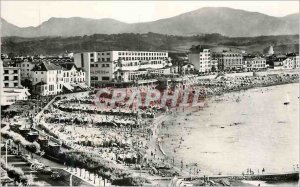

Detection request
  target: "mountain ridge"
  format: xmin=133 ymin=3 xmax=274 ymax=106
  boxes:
xmin=1 ymin=7 xmax=299 ymax=37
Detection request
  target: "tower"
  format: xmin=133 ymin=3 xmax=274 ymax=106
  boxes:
xmin=268 ymin=46 xmax=274 ymax=55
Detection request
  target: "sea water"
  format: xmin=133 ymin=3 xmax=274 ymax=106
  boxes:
xmin=161 ymin=83 xmax=299 ymax=177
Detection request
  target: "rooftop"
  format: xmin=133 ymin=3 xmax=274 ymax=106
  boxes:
xmin=31 ymin=61 xmax=64 ymax=71
xmin=55 ymin=62 xmax=78 ymax=71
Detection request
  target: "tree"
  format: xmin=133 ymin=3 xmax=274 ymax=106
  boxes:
xmin=8 ymin=52 xmax=16 ymax=59
xmin=21 ymin=79 xmax=33 ymax=91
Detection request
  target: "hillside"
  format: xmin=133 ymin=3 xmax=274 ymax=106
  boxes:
xmin=1 ymin=7 xmax=299 ymax=37
xmin=1 ymin=33 xmax=298 ymax=56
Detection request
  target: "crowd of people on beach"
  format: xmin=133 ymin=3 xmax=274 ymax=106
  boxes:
xmin=2 ymin=71 xmax=299 ymax=186
xmin=37 ymin=72 xmax=300 ymax=179
xmin=196 ymin=73 xmax=299 ymax=96
xmin=38 ymin=93 xmax=173 ymax=176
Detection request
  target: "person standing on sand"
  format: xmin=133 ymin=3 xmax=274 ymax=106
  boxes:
xmin=181 ymin=160 xmax=183 ymax=171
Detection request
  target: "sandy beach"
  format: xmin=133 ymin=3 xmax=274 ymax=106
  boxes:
xmin=155 ymin=82 xmax=299 ymax=186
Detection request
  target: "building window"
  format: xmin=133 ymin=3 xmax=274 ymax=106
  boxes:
xmin=91 ymin=64 xmax=94 ymax=67
xmin=4 ymin=70 xmax=8 ymax=74
xmin=102 ymin=77 xmax=109 ymax=81
xmin=91 ymin=58 xmax=94 ymax=62
xmin=13 ymin=76 xmax=18 ymax=80
xmin=4 ymin=83 xmax=9 ymax=87
xmin=90 ymin=53 xmax=94 ymax=57
xmin=102 ymin=64 xmax=105 ymax=67
xmin=106 ymin=64 xmax=110 ymax=67
xmin=4 ymin=76 xmax=9 ymax=80
xmin=106 ymin=58 xmax=110 ymax=61
xmin=91 ymin=76 xmax=98 ymax=80
xmin=14 ymin=83 xmax=18 ymax=87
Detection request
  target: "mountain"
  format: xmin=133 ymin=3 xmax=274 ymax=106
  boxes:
xmin=1 ymin=7 xmax=299 ymax=37
xmin=1 ymin=18 xmax=22 ymax=36
xmin=130 ymin=7 xmax=299 ymax=37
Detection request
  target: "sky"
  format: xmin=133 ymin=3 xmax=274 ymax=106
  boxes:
xmin=1 ymin=1 xmax=299 ymax=28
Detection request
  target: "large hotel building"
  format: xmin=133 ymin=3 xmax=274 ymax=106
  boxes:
xmin=74 ymin=51 xmax=169 ymax=86
xmin=212 ymin=51 xmax=243 ymax=71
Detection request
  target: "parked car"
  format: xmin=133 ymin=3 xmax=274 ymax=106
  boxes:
xmin=51 ymin=171 xmax=63 ymax=180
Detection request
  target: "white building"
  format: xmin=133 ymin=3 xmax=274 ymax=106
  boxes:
xmin=188 ymin=49 xmax=211 ymax=73
xmin=3 ymin=66 xmax=21 ymax=88
xmin=0 ymin=60 xmax=30 ymax=106
xmin=272 ymin=55 xmax=300 ymax=70
xmin=283 ymin=56 xmax=300 ymax=69
xmin=31 ymin=61 xmax=64 ymax=96
xmin=245 ymin=57 xmax=267 ymax=71
xmin=31 ymin=61 xmax=88 ymax=95
xmin=292 ymin=56 xmax=300 ymax=68
xmin=282 ymin=58 xmax=294 ymax=69
xmin=180 ymin=63 xmax=195 ymax=75
xmin=58 ymin=63 xmax=86 ymax=85
xmin=74 ymin=51 xmax=169 ymax=86
xmin=0 ymin=87 xmax=30 ymax=106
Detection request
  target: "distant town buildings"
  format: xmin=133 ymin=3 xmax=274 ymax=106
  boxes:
xmin=1 ymin=43 xmax=299 ymax=99
xmin=267 ymin=54 xmax=299 ymax=70
xmin=74 ymin=51 xmax=170 ymax=86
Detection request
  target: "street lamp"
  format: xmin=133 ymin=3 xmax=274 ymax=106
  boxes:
xmin=5 ymin=139 xmax=13 ymax=168
xmin=70 ymin=173 xmax=73 ymax=186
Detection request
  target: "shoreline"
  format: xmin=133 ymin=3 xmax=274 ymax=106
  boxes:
xmin=3 ymin=71 xmax=298 ymax=186
xmin=148 ymin=75 xmax=299 ymax=183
